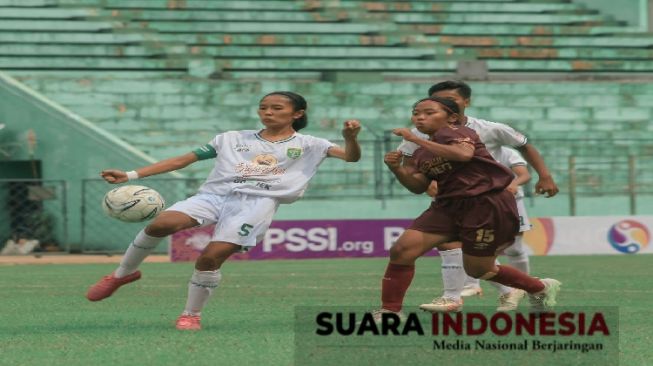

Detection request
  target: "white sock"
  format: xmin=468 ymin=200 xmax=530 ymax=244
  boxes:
xmin=487 ymin=258 xmax=513 ymax=295
xmin=505 ymin=236 xmax=530 ymax=274
xmin=463 ymin=275 xmax=480 ymax=288
xmin=440 ymin=248 xmax=465 ymax=301
xmin=183 ymin=269 xmax=222 ymax=316
xmin=114 ymin=229 xmax=164 ymax=278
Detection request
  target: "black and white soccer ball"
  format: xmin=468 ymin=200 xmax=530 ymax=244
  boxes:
xmin=102 ymin=185 xmax=165 ymax=223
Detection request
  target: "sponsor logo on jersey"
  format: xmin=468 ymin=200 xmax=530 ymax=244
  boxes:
xmin=235 ymin=154 xmax=286 ymax=176
xmin=234 ymin=144 xmax=251 ymax=152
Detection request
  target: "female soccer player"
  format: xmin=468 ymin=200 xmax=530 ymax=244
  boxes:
xmin=86 ymin=91 xmax=362 ymax=330
xmin=454 ymin=147 xmax=533 ymax=309
xmin=377 ymin=96 xmax=560 ymax=318
xmin=419 ymin=147 xmax=533 ymax=312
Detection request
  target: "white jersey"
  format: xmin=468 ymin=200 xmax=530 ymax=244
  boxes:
xmin=494 ymin=147 xmax=527 ymax=199
xmin=465 ymin=116 xmax=528 ymax=160
xmin=198 ymin=130 xmax=335 ymax=203
xmin=396 ymin=116 xmax=528 ymax=159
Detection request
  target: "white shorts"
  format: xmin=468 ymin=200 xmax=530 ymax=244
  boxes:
xmin=166 ymin=192 xmax=279 ymax=248
xmin=516 ymin=197 xmax=531 ymax=233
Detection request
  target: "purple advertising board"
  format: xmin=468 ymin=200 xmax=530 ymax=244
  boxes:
xmin=171 ymin=219 xmax=439 ymax=261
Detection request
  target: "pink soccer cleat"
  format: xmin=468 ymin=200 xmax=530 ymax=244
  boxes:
xmin=86 ymin=271 xmax=141 ymax=302
xmin=176 ymin=315 xmax=201 ymax=330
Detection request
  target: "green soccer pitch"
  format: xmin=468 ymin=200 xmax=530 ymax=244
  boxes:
xmin=1 ymin=255 xmax=650 ymax=366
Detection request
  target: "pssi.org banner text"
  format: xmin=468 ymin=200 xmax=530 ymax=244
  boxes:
xmin=171 ymin=219 xmax=418 ymax=261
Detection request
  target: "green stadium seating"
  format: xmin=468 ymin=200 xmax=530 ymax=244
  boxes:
xmin=427 ymin=35 xmax=653 ymax=48
xmin=2 ymin=0 xmax=653 ymax=194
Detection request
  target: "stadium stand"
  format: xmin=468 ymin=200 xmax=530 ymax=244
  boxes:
xmin=1 ymin=0 xmax=652 ymax=187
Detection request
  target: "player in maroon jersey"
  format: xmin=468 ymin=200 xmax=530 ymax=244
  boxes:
xmin=374 ymin=96 xmax=560 ymax=319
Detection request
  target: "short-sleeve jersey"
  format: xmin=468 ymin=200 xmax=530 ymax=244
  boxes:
xmin=396 ymin=116 xmax=528 ymax=158
xmin=411 ymin=125 xmax=514 ymax=200
xmin=494 ymin=147 xmax=527 ymax=199
xmin=197 ymin=130 xmax=336 ymax=203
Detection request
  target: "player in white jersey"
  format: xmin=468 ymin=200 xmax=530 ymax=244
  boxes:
xmin=398 ymin=80 xmax=555 ymax=312
xmin=86 ymin=91 xmax=362 ymax=330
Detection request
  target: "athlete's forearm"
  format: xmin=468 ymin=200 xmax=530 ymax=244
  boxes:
xmin=135 ymin=153 xmax=198 ymax=178
xmin=390 ymin=167 xmax=429 ymax=194
xmin=343 ymin=137 xmax=361 ymax=162
xmin=517 ymin=144 xmax=552 ymax=179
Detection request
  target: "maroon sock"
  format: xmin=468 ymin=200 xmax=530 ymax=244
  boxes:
xmin=381 ymin=263 xmax=415 ymax=312
xmin=488 ymin=265 xmax=545 ymax=293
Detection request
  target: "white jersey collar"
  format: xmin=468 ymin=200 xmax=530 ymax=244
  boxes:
xmin=255 ymin=130 xmax=297 ymax=144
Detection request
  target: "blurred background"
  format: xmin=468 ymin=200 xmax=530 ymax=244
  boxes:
xmin=1 ymin=0 xmax=652 ymax=254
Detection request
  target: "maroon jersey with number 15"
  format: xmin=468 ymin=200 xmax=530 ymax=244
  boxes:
xmin=412 ymin=125 xmax=514 ymax=200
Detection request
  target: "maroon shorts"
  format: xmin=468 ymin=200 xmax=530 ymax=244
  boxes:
xmin=409 ymin=190 xmax=519 ymax=257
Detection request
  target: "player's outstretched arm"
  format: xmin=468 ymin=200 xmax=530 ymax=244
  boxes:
xmin=100 ymin=152 xmax=199 ymax=184
xmin=392 ymin=128 xmax=474 ymax=162
xmin=516 ymin=143 xmax=559 ymax=197
xmin=384 ymin=150 xmax=430 ymax=194
xmin=328 ymin=119 xmax=361 ymax=162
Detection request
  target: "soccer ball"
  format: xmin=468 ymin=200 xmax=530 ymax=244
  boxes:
xmin=102 ymin=185 xmax=165 ymax=223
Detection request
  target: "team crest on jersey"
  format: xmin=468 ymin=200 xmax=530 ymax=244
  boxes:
xmin=286 ymin=147 xmax=303 ymax=159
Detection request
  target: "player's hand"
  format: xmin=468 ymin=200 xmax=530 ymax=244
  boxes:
xmin=342 ymin=119 xmax=361 ymax=140
xmin=384 ymin=151 xmax=403 ymax=171
xmin=426 ymin=181 xmax=438 ymax=197
xmin=101 ymin=169 xmax=128 ymax=184
xmin=535 ymin=175 xmax=559 ymax=197
xmin=392 ymin=128 xmax=418 ymax=142
xmin=506 ymin=183 xmax=519 ymax=195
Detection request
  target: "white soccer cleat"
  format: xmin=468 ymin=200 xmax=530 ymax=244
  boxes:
xmin=496 ymin=289 xmax=526 ymax=312
xmin=528 ymin=278 xmax=562 ymax=313
xmin=460 ymin=285 xmax=483 ymax=298
xmin=419 ymin=296 xmax=463 ymax=313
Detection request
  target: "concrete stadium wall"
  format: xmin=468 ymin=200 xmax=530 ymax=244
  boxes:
xmin=0 ymin=72 xmax=167 ymax=251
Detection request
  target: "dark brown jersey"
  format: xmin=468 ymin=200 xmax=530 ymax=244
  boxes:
xmin=412 ymin=125 xmax=514 ymax=199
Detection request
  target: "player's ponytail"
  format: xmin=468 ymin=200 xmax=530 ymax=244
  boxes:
xmin=262 ymin=91 xmax=308 ymax=131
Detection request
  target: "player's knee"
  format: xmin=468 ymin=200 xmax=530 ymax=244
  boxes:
xmin=145 ymin=216 xmax=187 ymax=237
xmin=144 ymin=221 xmax=174 ymax=237
xmin=463 ymin=263 xmax=494 ymax=279
xmin=195 ymin=255 xmax=219 ymax=271
xmin=389 ymin=241 xmax=406 ymax=258
xmin=465 ymin=269 xmax=484 ymax=279
xmin=389 ymin=243 xmax=416 ymax=263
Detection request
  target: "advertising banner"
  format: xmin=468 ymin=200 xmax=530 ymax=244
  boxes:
xmin=171 ymin=219 xmax=421 ymax=261
xmin=523 ymin=216 xmax=652 ymax=255
xmin=171 ymin=216 xmax=653 ymax=262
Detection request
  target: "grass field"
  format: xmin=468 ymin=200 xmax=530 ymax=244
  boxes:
xmin=1 ymin=255 xmax=650 ymax=366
